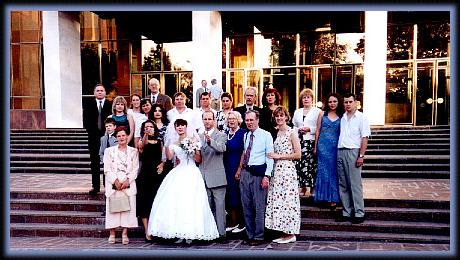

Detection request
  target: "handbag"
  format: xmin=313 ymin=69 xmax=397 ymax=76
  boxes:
xmin=109 ymin=191 xmax=131 ymax=213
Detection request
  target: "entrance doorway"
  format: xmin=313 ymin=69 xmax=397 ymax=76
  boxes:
xmin=415 ymin=60 xmax=450 ymax=125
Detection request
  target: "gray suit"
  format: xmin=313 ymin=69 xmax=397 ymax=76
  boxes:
xmin=199 ymin=129 xmax=227 ymax=236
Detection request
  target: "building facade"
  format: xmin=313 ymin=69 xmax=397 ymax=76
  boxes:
xmin=9 ymin=10 xmax=450 ymax=129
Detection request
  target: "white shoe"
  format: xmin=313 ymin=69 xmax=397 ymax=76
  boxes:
xmin=225 ymin=224 xmax=239 ymax=232
xmin=174 ymin=238 xmax=184 ymax=244
xmin=272 ymin=237 xmax=283 ymax=243
xmin=276 ymin=236 xmax=296 ymax=244
xmin=232 ymin=226 xmax=246 ymax=233
xmin=185 ymin=239 xmax=193 ymax=244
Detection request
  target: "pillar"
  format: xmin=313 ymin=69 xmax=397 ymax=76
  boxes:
xmin=42 ymin=11 xmax=83 ymax=128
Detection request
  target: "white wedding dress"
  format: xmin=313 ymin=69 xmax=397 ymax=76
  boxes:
xmin=147 ymin=143 xmax=219 ymax=240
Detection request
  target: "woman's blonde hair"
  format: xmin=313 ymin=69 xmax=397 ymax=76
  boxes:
xmin=299 ymin=88 xmax=315 ymax=106
xmin=273 ymin=106 xmax=291 ymax=123
xmin=226 ymin=110 xmax=243 ymax=126
xmin=112 ymin=96 xmax=128 ymax=114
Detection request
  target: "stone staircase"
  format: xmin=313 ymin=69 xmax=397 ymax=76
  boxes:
xmin=363 ymin=125 xmax=450 ymax=179
xmin=9 ymin=126 xmax=450 ymax=243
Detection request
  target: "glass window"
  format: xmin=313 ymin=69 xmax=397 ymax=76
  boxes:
xmin=229 ymin=70 xmax=244 ymax=106
xmin=80 ymin=42 xmax=100 ymax=95
xmin=11 ymin=11 xmax=41 ymax=43
xmin=417 ymin=22 xmax=450 ymax=58
xmin=268 ymin=34 xmax=296 ymax=67
xmin=335 ymin=33 xmax=365 ymax=64
xmin=385 ymin=62 xmax=413 ymax=124
xmin=229 ymin=36 xmax=249 ymax=68
xmin=387 ymin=24 xmax=413 ymax=60
xmin=163 ymin=41 xmax=193 ymax=71
xmin=141 ymin=39 xmax=160 ymax=71
xmin=263 ymin=68 xmax=296 ymax=112
xmin=80 ymin=11 xmax=100 ymax=41
xmin=10 ymin=44 xmax=42 ymax=109
xmin=300 ymin=32 xmax=336 ymax=65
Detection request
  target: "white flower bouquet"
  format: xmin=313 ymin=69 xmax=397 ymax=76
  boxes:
xmin=180 ymin=137 xmax=200 ymax=155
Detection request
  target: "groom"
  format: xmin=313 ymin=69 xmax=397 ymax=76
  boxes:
xmin=199 ymin=111 xmax=228 ymax=241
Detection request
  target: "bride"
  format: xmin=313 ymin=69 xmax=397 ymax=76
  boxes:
xmin=147 ymin=118 xmax=219 ymax=244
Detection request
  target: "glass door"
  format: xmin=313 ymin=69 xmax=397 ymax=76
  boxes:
xmin=435 ymin=61 xmax=449 ymax=125
xmin=385 ymin=62 xmax=414 ymax=124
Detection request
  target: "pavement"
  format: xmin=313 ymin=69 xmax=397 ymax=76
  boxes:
xmin=7 ymin=173 xmax=452 ymax=255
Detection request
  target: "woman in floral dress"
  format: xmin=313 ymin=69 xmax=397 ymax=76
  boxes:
xmin=265 ymin=106 xmax=301 ymax=244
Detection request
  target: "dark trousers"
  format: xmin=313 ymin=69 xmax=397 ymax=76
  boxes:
xmin=88 ymin=136 xmax=102 ymax=191
xmin=239 ymin=169 xmax=267 ymax=241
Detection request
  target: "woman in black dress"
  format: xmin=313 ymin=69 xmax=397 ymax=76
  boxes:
xmin=136 ymin=119 xmax=165 ymax=243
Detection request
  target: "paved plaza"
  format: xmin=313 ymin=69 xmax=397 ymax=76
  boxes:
xmin=7 ymin=173 xmax=453 ymax=255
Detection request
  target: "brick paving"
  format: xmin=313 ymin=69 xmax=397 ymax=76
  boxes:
xmin=8 ymin=173 xmax=452 ymax=253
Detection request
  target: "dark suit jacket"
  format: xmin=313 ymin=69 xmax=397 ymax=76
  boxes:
xmin=145 ymin=93 xmax=173 ymax=112
xmin=82 ymin=98 xmax=113 ymax=140
xmin=234 ymin=105 xmax=261 ymax=130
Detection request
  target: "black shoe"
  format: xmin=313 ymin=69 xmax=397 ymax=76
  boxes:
xmin=351 ymin=215 xmax=366 ymax=224
xmin=100 ymin=211 xmax=105 ymax=216
xmin=335 ymin=215 xmax=351 ymax=222
xmin=249 ymin=239 xmax=264 ymax=246
xmin=89 ymin=189 xmax=99 ymax=197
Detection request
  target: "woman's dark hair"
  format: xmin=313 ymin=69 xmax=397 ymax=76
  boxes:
xmin=149 ymin=103 xmax=169 ymax=124
xmin=140 ymin=119 xmax=159 ymax=138
xmin=113 ymin=126 xmax=129 ymax=136
xmin=140 ymin=98 xmax=152 ymax=109
xmin=174 ymin=118 xmax=188 ymax=127
xmin=324 ymin=92 xmax=345 ymax=117
xmin=262 ymin=87 xmax=281 ymax=107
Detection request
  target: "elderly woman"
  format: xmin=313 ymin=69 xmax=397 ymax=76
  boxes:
xmin=109 ymin=96 xmax=135 ymax=146
xmin=216 ymin=92 xmax=234 ymax=132
xmin=265 ymin=106 xmax=301 ymax=243
xmin=223 ymin=111 xmax=247 ymax=234
xmin=292 ymin=88 xmax=322 ymax=198
xmin=103 ymin=126 xmax=139 ymax=245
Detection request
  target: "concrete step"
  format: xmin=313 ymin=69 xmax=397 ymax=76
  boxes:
xmin=367 ymin=138 xmax=449 ymax=144
xmin=10 ymin=144 xmax=88 ymax=149
xmin=365 ymin=149 xmax=449 ymax=155
xmin=10 ymin=198 xmax=105 ymax=212
xmin=369 ymin=133 xmax=450 ymax=139
xmin=10 ymin=135 xmax=88 ymax=140
xmin=10 ymin=191 xmax=105 ymax=201
xmin=366 ymin=143 xmax=449 ymax=149
xmin=364 ymin=155 xmax=449 ymax=162
xmin=361 ymin=170 xmax=450 ymax=179
xmin=11 ymin=128 xmax=87 ymax=133
xmin=10 ymin=210 xmax=105 ymax=225
xmin=10 ymin=167 xmax=91 ymax=174
xmin=10 ymin=148 xmax=89 ymax=154
xmin=300 ymin=218 xmax=449 ymax=236
xmin=11 ymin=153 xmax=90 ymax=161
xmin=300 ymin=197 xmax=450 ymax=209
xmin=11 ymin=161 xmax=90 ymax=169
xmin=11 ymin=139 xmax=88 ymax=144
xmin=300 ymin=206 xmax=449 ymax=223
xmin=298 ymin=229 xmax=449 ymax=244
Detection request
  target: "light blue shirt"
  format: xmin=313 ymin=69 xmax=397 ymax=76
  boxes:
xmin=243 ymin=127 xmax=274 ymax=176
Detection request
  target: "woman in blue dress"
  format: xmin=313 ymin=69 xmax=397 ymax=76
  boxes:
xmin=223 ymin=111 xmax=247 ymax=234
xmin=109 ymin=96 xmax=135 ymax=146
xmin=313 ymin=93 xmax=344 ymax=209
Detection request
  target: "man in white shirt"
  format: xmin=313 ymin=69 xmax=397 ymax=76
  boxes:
xmin=336 ymin=93 xmax=371 ymax=224
xmin=209 ymin=78 xmax=223 ymax=111
xmin=194 ymin=92 xmax=216 ymax=133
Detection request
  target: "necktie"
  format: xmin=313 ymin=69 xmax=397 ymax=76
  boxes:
xmin=97 ymin=100 xmax=103 ymax=131
xmin=243 ymin=132 xmax=254 ymax=166
xmin=152 ymin=95 xmax=156 ymax=104
xmin=106 ymin=134 xmax=110 ymax=148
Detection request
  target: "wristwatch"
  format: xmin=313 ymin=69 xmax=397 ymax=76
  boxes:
xmin=359 ymin=154 xmax=365 ymax=158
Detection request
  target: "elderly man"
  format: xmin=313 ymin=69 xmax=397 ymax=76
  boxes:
xmin=145 ymin=78 xmax=173 ymax=112
xmin=235 ymin=110 xmax=274 ymax=246
xmin=199 ymin=111 xmax=227 ymax=242
xmin=234 ymin=87 xmax=261 ymax=130
xmin=336 ymin=93 xmax=371 ymax=224
xmin=83 ymin=84 xmax=113 ymax=196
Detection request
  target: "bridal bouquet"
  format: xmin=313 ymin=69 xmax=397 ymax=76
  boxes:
xmin=180 ymin=137 xmax=200 ymax=155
